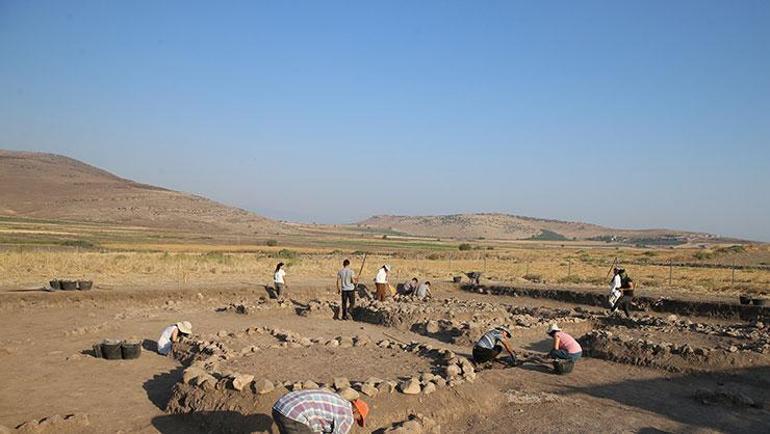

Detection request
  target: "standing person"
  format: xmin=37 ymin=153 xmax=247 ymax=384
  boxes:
xmin=274 ymin=262 xmax=287 ymax=298
xmin=272 ymin=389 xmax=369 ymax=434
xmin=608 ymin=266 xmax=623 ymax=311
xmin=374 ymin=264 xmax=391 ymax=301
xmin=546 ymin=324 xmax=582 ymax=362
xmin=609 ymin=267 xmax=635 ymax=317
xmin=337 ymin=259 xmax=357 ymax=320
xmin=472 ymin=326 xmax=517 ymax=366
xmin=156 ymin=321 xmax=192 ymax=355
xmin=415 ymin=281 xmax=432 ymax=300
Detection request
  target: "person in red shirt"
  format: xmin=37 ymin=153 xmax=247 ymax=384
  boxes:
xmin=546 ymin=323 xmax=582 ymax=362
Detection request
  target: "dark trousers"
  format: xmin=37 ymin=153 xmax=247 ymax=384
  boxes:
xmin=273 ymin=409 xmax=314 ymax=434
xmin=473 ymin=345 xmax=502 ymax=364
xmin=549 ymin=349 xmax=582 ymax=362
xmin=341 ymin=290 xmax=355 ymax=319
xmin=612 ymin=295 xmax=632 ymax=317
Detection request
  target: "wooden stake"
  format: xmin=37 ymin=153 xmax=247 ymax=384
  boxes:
xmin=732 ymin=262 xmax=736 ymax=286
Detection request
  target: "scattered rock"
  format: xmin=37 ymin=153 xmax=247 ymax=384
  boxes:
xmin=399 ymin=378 xmax=422 ymax=395
xmin=444 ymin=364 xmax=461 ymax=378
xmin=333 ymin=377 xmax=351 ymax=390
xmin=253 ymin=378 xmax=275 ymax=394
xmin=378 ymin=381 xmax=396 ymax=394
xmin=231 ymin=374 xmax=254 ymax=391
xmin=360 ymin=383 xmax=379 ymax=397
xmin=425 ymin=320 xmax=440 ymax=334
xmin=422 ymin=382 xmax=437 ymax=395
xmin=339 ymin=387 xmax=360 ymax=401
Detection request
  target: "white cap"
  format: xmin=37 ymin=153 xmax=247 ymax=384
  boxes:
xmin=383 ymin=264 xmax=391 ymax=272
xmin=176 ymin=321 xmax=192 ymax=334
xmin=547 ymin=323 xmax=561 ymax=334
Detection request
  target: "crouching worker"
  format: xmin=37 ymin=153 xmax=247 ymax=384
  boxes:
xmin=472 ymin=326 xmax=517 ymax=366
xmin=157 ymin=321 xmax=192 ymax=355
xmin=415 ymin=281 xmax=432 ymax=300
xmin=272 ymin=389 xmax=369 ymax=434
xmin=546 ymin=323 xmax=582 ymax=362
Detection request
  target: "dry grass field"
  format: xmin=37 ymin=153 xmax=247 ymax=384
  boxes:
xmin=3 ymin=232 xmax=768 ymax=298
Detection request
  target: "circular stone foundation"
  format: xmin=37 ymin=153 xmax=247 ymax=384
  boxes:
xmin=221 ymin=344 xmax=438 ymax=384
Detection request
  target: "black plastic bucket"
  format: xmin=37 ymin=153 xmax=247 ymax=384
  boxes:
xmin=77 ymin=280 xmax=93 ymax=291
xmin=92 ymin=343 xmax=103 ymax=358
xmin=101 ymin=339 xmax=123 ymax=360
xmin=49 ymin=280 xmax=61 ymax=290
xmin=453 ymin=276 xmax=462 ymax=283
xmin=739 ymin=295 xmax=751 ymax=305
xmin=121 ymin=340 xmax=142 ymax=360
xmin=60 ymin=280 xmax=78 ymax=291
xmin=553 ymin=359 xmax=575 ymax=375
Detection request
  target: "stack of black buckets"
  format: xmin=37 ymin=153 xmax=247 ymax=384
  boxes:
xmin=93 ymin=339 xmax=142 ymax=360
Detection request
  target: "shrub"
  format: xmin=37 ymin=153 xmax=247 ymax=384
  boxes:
xmin=265 ymin=239 xmax=279 ymax=247
xmin=276 ymin=249 xmax=298 ymax=259
xmin=458 ymin=243 xmax=472 ymax=251
xmin=426 ymin=253 xmax=441 ymax=260
xmin=694 ymin=250 xmax=715 ymax=261
xmin=528 ymin=230 xmax=568 ymax=241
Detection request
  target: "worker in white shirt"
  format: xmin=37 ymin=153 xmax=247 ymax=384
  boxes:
xmin=274 ymin=262 xmax=287 ymax=298
xmin=609 ymin=267 xmax=634 ymax=317
xmin=608 ymin=266 xmax=622 ymax=309
xmin=374 ymin=264 xmax=391 ymax=301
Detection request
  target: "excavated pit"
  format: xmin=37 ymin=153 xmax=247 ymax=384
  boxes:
xmin=467 ymin=284 xmax=770 ymax=321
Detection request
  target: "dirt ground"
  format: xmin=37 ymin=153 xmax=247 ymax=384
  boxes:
xmin=1 ymin=282 xmax=769 ymax=433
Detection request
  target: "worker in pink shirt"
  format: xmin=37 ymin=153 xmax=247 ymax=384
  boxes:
xmin=546 ymin=323 xmax=582 ymax=362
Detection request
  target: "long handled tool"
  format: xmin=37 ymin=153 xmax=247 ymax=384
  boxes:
xmin=606 ymin=257 xmax=618 ymax=278
xmin=357 ymin=253 xmax=367 ymax=280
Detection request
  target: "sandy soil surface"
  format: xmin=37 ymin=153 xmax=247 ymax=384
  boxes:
xmin=1 ymin=282 xmax=769 ymax=433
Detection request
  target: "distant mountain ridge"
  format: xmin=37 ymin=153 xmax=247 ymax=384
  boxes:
xmin=0 ymin=149 xmax=284 ymax=235
xmin=358 ymin=213 xmax=718 ymax=244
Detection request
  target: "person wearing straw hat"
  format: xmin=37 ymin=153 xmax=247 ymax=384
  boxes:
xmin=373 ymin=264 xmax=391 ymax=302
xmin=272 ymin=389 xmax=369 ymax=434
xmin=156 ymin=321 xmax=192 ymax=355
xmin=472 ymin=326 xmax=517 ymax=366
xmin=546 ymin=323 xmax=582 ymax=362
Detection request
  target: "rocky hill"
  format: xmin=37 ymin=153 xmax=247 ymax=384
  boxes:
xmin=358 ymin=213 xmax=715 ymax=244
xmin=0 ymin=150 xmax=284 ymax=235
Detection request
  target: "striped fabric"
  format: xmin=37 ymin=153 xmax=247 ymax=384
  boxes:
xmin=476 ymin=329 xmax=505 ymax=349
xmin=273 ymin=389 xmax=354 ymax=434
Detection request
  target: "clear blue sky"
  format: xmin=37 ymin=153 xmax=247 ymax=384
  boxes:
xmin=1 ymin=1 xmax=769 ymax=240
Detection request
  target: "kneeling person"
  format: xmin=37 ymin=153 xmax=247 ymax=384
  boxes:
xmin=473 ymin=326 xmax=516 ymax=365
xmin=546 ymin=323 xmax=582 ymax=362
xmin=272 ymin=389 xmax=369 ymax=434
xmin=157 ymin=321 xmax=192 ymax=355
